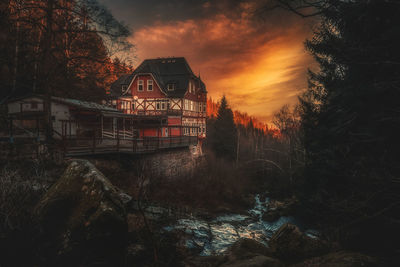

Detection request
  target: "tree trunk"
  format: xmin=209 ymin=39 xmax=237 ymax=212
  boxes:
xmin=43 ymin=0 xmax=55 ymax=142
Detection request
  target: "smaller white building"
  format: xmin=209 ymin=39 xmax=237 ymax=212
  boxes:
xmin=6 ymin=95 xmax=120 ymax=140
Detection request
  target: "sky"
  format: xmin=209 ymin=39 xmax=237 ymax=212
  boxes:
xmin=99 ymin=0 xmax=317 ymax=123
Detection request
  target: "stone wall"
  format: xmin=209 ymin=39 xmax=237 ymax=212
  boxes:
xmin=0 ymin=140 xmax=204 ymax=179
xmin=144 ymin=144 xmax=204 ymax=179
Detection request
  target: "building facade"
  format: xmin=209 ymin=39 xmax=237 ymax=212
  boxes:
xmin=109 ymin=57 xmax=207 ymax=139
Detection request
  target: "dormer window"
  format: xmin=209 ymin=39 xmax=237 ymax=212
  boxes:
xmin=138 ymin=80 xmax=144 ymax=91
xmin=122 ymin=85 xmax=127 ymax=92
xmin=147 ymin=80 xmax=153 ymax=91
xmin=189 ymin=81 xmax=195 ymax=93
xmin=167 ymin=83 xmax=175 ymax=91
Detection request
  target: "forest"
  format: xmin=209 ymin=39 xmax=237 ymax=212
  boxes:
xmin=1 ymin=0 xmax=400 ymax=266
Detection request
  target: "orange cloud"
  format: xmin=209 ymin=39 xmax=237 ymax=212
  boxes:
xmin=131 ymin=10 xmax=315 ymax=123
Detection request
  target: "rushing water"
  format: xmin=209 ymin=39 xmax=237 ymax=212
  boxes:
xmin=164 ymin=194 xmax=317 ymax=256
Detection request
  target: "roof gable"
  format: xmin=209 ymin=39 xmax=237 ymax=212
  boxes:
xmin=113 ymin=57 xmax=206 ymax=98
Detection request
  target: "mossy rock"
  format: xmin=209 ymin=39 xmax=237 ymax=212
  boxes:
xmin=34 ymin=159 xmax=127 ymax=266
xmin=221 ymin=238 xmax=283 ymax=267
xmin=269 ymin=223 xmax=331 ymax=263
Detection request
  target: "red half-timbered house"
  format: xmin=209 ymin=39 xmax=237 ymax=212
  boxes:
xmin=109 ymin=57 xmax=207 ymax=140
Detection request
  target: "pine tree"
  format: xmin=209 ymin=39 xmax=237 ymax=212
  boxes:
xmin=210 ymin=95 xmax=237 ymax=160
xmin=294 ymin=0 xmax=400 ymax=254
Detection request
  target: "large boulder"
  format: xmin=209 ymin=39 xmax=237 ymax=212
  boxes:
xmin=269 ymin=223 xmax=330 ymax=263
xmin=221 ymin=238 xmax=283 ymax=267
xmin=292 ymin=251 xmax=377 ymax=267
xmin=34 ymin=159 xmax=128 ymax=266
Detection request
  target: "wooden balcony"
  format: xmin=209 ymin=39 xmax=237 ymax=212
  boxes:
xmin=61 ymin=136 xmax=199 ymax=156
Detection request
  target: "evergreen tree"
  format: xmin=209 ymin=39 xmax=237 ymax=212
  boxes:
xmin=210 ymin=95 xmax=237 ymax=160
xmin=287 ymin=0 xmax=400 ymax=254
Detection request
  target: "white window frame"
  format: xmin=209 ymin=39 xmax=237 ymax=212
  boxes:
xmin=147 ymin=80 xmax=153 ymax=91
xmin=138 ymin=80 xmax=144 ymax=91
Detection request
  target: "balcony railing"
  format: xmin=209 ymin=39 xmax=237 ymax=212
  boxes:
xmin=122 ymin=109 xmax=206 ymax=118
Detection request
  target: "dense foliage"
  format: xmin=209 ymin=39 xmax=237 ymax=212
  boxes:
xmin=291 ymin=0 xmax=400 ymax=258
xmin=0 ymin=0 xmax=133 ymax=103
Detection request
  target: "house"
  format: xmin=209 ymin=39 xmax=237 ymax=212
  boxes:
xmin=4 ymin=93 xmax=199 ymax=156
xmin=108 ymin=57 xmax=207 ymax=139
xmin=5 ymin=95 xmax=123 ymax=140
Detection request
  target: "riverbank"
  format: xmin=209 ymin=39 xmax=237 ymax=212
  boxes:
xmin=0 ymin=158 xmax=389 ymax=266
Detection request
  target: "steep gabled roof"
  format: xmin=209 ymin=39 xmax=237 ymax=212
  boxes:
xmin=109 ymin=74 xmax=132 ymax=97
xmin=111 ymin=57 xmax=206 ymax=98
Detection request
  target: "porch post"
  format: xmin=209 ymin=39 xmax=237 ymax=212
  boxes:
xmin=123 ymin=118 xmax=125 ymax=140
xmin=157 ymin=126 xmax=160 ymax=149
xmin=131 ymin=118 xmax=134 ymax=138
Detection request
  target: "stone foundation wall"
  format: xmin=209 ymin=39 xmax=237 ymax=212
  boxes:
xmin=144 ymin=145 xmax=204 ymax=178
xmin=0 ymin=140 xmax=204 ymax=179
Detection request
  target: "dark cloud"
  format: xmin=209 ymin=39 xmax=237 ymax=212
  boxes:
xmin=99 ymin=0 xmax=248 ymax=29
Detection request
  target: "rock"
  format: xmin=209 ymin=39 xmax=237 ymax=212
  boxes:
xmin=119 ymin=192 xmax=133 ymax=206
xmin=221 ymin=255 xmax=283 ymax=267
xmin=263 ymin=198 xmax=297 ymax=222
xmin=269 ymin=223 xmax=330 ymax=262
xmin=221 ymin=238 xmax=283 ymax=267
xmin=226 ymin=238 xmax=273 ymax=260
xmin=262 ymin=211 xmax=281 ymax=222
xmin=34 ymin=159 xmax=127 ymax=266
xmin=292 ymin=251 xmax=377 ymax=267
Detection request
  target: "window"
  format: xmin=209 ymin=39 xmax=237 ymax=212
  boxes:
xmin=161 ymin=102 xmax=166 ymax=110
xmin=167 ymin=83 xmax=175 ymax=91
xmin=31 ymin=102 xmax=38 ymax=109
xmin=191 ymin=82 xmax=195 ymax=93
xmin=156 ymin=102 xmax=160 ymax=110
xmin=147 ymin=80 xmax=153 ymax=91
xmin=203 ymin=102 xmax=206 ymax=112
xmin=138 ymin=80 xmax=144 ymax=91
xmin=132 ymin=103 xmax=135 ymax=110
xmin=122 ymin=85 xmax=128 ymax=92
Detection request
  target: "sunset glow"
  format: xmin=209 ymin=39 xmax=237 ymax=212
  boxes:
xmin=100 ymin=0 xmax=316 ymax=123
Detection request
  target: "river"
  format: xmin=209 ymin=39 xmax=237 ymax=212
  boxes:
xmin=163 ymin=194 xmax=318 ymax=256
